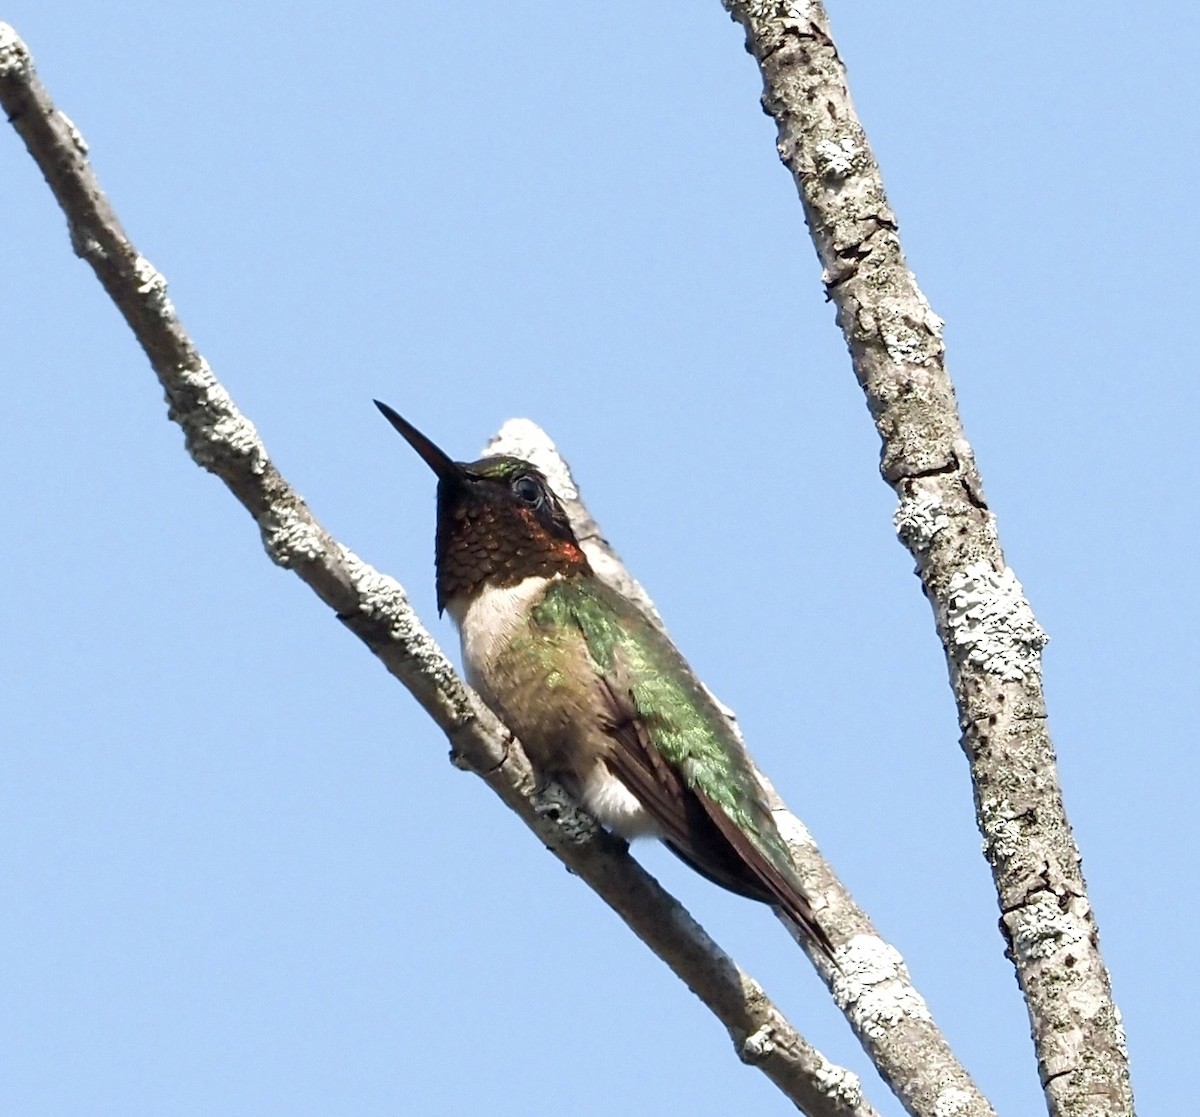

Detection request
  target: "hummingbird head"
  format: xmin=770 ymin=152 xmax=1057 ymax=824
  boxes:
xmin=374 ymin=400 xmax=591 ymax=614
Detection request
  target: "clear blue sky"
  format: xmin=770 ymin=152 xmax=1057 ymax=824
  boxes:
xmin=3 ymin=4 xmax=1193 ymax=1114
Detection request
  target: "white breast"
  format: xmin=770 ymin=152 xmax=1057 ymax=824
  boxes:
xmin=445 ymin=574 xmax=554 ymax=689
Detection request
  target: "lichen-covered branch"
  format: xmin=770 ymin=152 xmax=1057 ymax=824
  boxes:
xmin=0 ymin=23 xmax=878 ymax=1117
xmin=722 ymin=4 xmax=1135 ymax=1116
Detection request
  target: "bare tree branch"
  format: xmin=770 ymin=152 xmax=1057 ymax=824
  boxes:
xmin=0 ymin=22 xmax=880 ymax=1117
xmin=721 ymin=4 xmax=1136 ymax=1116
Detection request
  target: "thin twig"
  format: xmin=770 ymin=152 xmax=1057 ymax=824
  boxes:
xmin=0 ymin=23 xmax=878 ymax=1117
xmin=722 ymin=5 xmax=1136 ymax=1116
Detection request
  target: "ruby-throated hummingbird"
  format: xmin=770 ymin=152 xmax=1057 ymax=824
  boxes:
xmin=375 ymin=400 xmax=833 ymax=959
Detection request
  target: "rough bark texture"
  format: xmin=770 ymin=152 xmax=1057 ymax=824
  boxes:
xmin=0 ymin=23 xmax=877 ymax=1117
xmin=721 ymin=4 xmax=1135 ymax=1117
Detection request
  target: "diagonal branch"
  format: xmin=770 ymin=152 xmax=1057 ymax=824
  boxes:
xmin=0 ymin=23 xmax=875 ymax=1117
xmin=721 ymin=4 xmax=1136 ymax=1116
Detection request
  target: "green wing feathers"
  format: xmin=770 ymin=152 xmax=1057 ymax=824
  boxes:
xmin=535 ymin=578 xmax=833 ymax=959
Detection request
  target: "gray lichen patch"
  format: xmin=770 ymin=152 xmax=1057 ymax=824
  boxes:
xmin=811 ymin=1055 xmax=863 ymax=1106
xmin=260 ymin=504 xmax=325 ymax=568
xmin=173 ymin=358 xmax=268 ymax=474
xmin=877 ymin=299 xmax=940 ymax=369
xmin=0 ymin=23 xmax=31 ymax=76
xmin=977 ymin=796 xmax=1023 ymax=863
xmin=934 ymin=1086 xmax=975 ymax=1117
xmin=735 ymin=1 xmax=816 ymax=25
xmin=339 ymin=547 xmax=418 ymax=639
xmin=814 ymin=134 xmax=861 ymax=181
xmin=740 ymin=1023 xmax=776 ymax=1063
xmin=894 ymin=487 xmax=950 ymax=552
xmin=1009 ymin=894 xmax=1085 ymax=963
xmin=132 ymin=255 xmax=176 ymax=318
xmin=833 ymin=935 xmax=932 ymax=1039
xmin=944 ymin=562 xmax=1048 ymax=681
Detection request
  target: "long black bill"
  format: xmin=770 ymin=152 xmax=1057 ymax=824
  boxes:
xmin=373 ymin=400 xmax=464 ymax=483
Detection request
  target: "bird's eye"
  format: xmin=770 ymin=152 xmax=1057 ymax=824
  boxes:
xmin=512 ymin=475 xmax=543 ymax=507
